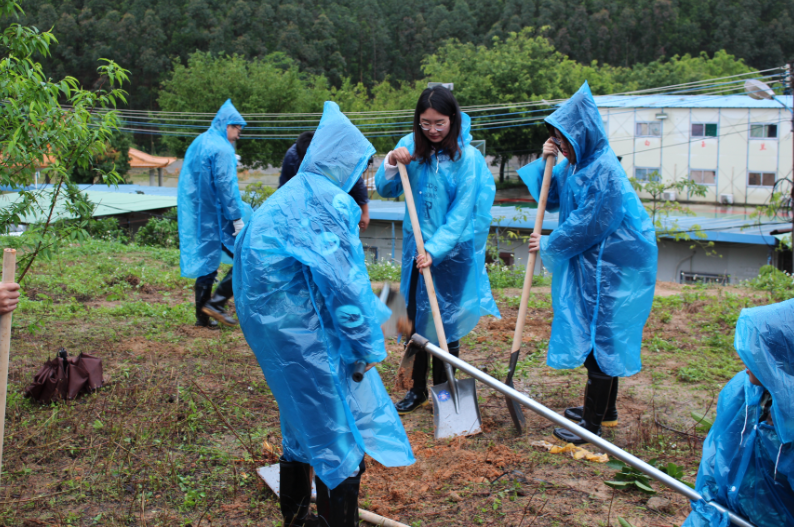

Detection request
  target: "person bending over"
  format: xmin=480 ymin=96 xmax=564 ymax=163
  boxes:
xmin=234 ymin=102 xmax=414 ymax=527
xmin=682 ymin=299 xmax=793 ymax=526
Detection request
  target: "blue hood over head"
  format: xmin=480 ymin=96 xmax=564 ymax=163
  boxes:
xmin=210 ymin=99 xmax=247 ymax=137
xmin=545 ymin=81 xmax=609 ymax=166
xmin=299 ymin=101 xmax=376 ymax=193
xmin=734 ymin=298 xmax=794 ymax=444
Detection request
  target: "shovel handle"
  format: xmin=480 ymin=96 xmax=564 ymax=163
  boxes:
xmin=352 ymin=361 xmax=367 ymax=382
xmin=396 ymin=162 xmax=450 ymax=354
xmin=0 ymin=248 xmax=16 ymax=482
xmin=510 ymin=156 xmax=554 ymax=354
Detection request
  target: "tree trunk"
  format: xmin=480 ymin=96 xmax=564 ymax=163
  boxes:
xmin=499 ymin=156 xmax=507 ymax=183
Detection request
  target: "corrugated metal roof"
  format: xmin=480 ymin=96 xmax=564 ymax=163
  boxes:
xmin=1 ymin=184 xmax=178 ymax=197
xmin=594 ymin=94 xmax=793 ymax=109
xmin=0 ymin=189 xmax=175 ymax=223
xmin=368 ymin=200 xmax=786 ymax=246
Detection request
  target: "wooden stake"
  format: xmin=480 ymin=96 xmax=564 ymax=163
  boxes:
xmin=0 ymin=248 xmax=17 ymax=483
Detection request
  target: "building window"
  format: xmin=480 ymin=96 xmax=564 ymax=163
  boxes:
xmin=748 ymin=172 xmax=775 ymax=187
xmin=691 ymin=123 xmax=717 ymax=137
xmin=690 ymin=170 xmax=716 ymax=185
xmin=635 ymin=121 xmax=661 ymax=137
xmin=750 ymin=124 xmax=777 ymax=138
xmin=634 ymin=168 xmax=660 ymax=182
xmin=679 ymin=271 xmax=729 ymax=285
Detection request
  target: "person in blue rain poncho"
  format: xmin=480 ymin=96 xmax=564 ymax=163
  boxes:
xmin=375 ymin=86 xmax=501 ymax=414
xmin=682 ymin=299 xmax=794 ymax=527
xmin=518 ymin=81 xmax=657 ymax=445
xmin=178 ymin=99 xmax=250 ymax=327
xmin=234 ymin=102 xmax=415 ymax=527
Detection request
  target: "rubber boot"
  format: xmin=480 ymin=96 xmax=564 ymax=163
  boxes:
xmin=202 ymin=270 xmax=238 ymax=326
xmin=315 ymin=460 xmax=365 ymax=527
xmin=564 ymin=377 xmax=619 ymax=427
xmin=395 ymin=338 xmax=429 ymax=414
xmin=279 ymin=457 xmax=316 ymax=527
xmin=432 ymin=340 xmax=460 ymax=386
xmin=194 ymin=283 xmax=218 ymax=328
xmin=553 ymin=372 xmax=614 ymax=445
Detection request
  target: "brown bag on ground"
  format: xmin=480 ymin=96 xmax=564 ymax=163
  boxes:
xmin=24 ymin=348 xmax=104 ymax=403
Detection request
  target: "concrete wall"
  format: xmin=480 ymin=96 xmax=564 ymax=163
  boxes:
xmin=603 ymin=106 xmax=793 ymax=205
xmin=366 ymin=220 xmax=775 ymax=284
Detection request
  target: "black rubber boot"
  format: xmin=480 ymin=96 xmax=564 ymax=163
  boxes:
xmin=395 ymin=388 xmax=429 ymax=414
xmin=315 ymin=460 xmax=365 ymax=527
xmin=279 ymin=457 xmax=317 ymax=527
xmin=194 ymin=283 xmax=218 ymax=328
xmin=201 ymin=270 xmax=238 ymax=326
xmin=554 ymin=372 xmax=614 ymax=445
xmin=432 ymin=340 xmax=460 ymax=386
xmin=564 ymin=377 xmax=619 ymax=427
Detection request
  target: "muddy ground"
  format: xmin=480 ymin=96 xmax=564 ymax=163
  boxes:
xmin=0 ymin=242 xmax=775 ymax=527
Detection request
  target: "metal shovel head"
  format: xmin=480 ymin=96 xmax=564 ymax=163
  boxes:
xmin=430 ymin=377 xmax=482 ymax=440
xmin=505 ymin=350 xmax=526 ymax=435
xmin=379 ymin=282 xmax=409 ymax=339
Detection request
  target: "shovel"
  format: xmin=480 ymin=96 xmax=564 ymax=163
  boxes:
xmin=396 ymin=162 xmax=481 ymax=440
xmin=504 ymin=156 xmax=554 ymax=435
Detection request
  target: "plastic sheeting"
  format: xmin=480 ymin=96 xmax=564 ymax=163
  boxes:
xmin=374 ymin=112 xmax=500 ymax=345
xmin=178 ymin=99 xmax=248 ymax=278
xmin=683 ymin=299 xmax=794 ymax=527
xmin=517 ymin=81 xmax=657 ymax=377
xmin=233 ymin=101 xmax=415 ymax=490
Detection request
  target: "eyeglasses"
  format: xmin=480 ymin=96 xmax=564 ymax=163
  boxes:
xmin=550 ymin=136 xmax=561 ymax=146
xmin=419 ymin=121 xmax=448 ymax=132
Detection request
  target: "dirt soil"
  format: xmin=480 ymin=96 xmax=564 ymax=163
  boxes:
xmin=0 ymin=267 xmax=772 ymax=527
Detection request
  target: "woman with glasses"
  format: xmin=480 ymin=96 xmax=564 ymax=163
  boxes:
xmin=375 ymin=86 xmax=501 ymax=414
xmin=517 ymin=81 xmax=658 ymax=445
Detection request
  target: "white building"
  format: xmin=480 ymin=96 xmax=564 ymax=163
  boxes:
xmin=596 ymin=95 xmax=793 ymax=205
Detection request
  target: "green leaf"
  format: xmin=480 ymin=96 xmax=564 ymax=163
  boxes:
xmin=606 ymin=459 xmax=627 ymax=470
xmin=604 ymin=480 xmax=632 ymax=489
xmin=618 ymin=518 xmax=637 ymax=527
xmin=633 ymin=480 xmax=656 ymax=494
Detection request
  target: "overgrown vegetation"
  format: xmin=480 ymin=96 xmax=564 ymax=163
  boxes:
xmin=135 ymin=208 xmax=179 ymax=249
xmin=241 ymin=182 xmax=276 ymax=210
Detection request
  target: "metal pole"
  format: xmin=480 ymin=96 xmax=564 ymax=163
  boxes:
xmin=158 ymin=167 xmax=163 ymax=187
xmin=411 ymin=334 xmax=756 ymax=527
xmin=391 ymin=222 xmax=395 ymax=261
xmin=789 ymin=62 xmax=793 ymax=240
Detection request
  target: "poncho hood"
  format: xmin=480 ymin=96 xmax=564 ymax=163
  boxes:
xmin=300 ymin=101 xmax=376 ymax=193
xmin=210 ymin=99 xmax=247 ymax=138
xmin=734 ymin=298 xmax=794 ymax=444
xmin=545 ymin=81 xmax=609 ymax=166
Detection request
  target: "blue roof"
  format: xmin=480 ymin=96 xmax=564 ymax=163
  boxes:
xmin=593 ymin=94 xmax=793 ymax=110
xmin=368 ymin=200 xmax=786 ymax=246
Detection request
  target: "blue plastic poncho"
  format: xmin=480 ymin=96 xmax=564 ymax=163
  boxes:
xmin=233 ymin=101 xmax=415 ymax=489
xmin=374 ymin=113 xmax=500 ymax=345
xmin=683 ymin=299 xmax=794 ymax=527
xmin=517 ymin=82 xmax=657 ymax=377
xmin=178 ymin=99 xmax=249 ymax=278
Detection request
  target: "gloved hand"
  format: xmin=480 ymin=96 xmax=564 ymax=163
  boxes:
xmin=233 ymin=219 xmax=244 ymax=236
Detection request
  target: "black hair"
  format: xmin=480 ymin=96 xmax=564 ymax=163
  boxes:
xmin=295 ymin=131 xmax=315 ymax=161
xmin=412 ymin=86 xmax=462 ymax=165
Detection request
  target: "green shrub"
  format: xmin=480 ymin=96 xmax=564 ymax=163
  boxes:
xmin=366 ymin=260 xmax=401 ymax=282
xmin=242 ymin=182 xmax=276 ymax=210
xmin=136 ymin=208 xmax=179 ymax=248
xmin=87 ymin=217 xmax=129 ymax=243
xmin=743 ymin=265 xmax=794 ymax=301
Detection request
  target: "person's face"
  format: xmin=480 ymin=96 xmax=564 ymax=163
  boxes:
xmin=552 ymin=129 xmax=576 ymax=164
xmin=419 ymin=108 xmax=452 ymax=144
xmin=227 ymin=124 xmax=242 ymax=143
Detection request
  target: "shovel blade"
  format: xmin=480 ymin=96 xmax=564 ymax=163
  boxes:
xmin=257 ymin=464 xmax=317 ymax=502
xmin=505 ymin=350 xmax=526 ymax=435
xmin=379 ymin=283 xmax=409 ymax=339
xmin=430 ymin=378 xmax=482 ymax=440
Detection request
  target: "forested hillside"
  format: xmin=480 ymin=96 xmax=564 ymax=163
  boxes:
xmin=16 ymin=0 xmax=794 ymax=110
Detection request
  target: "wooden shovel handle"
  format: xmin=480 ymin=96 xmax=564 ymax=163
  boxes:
xmin=510 ymin=157 xmax=554 ymax=353
xmin=0 ymin=248 xmax=16 ymax=482
xmin=396 ymin=162 xmax=450 ymax=353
